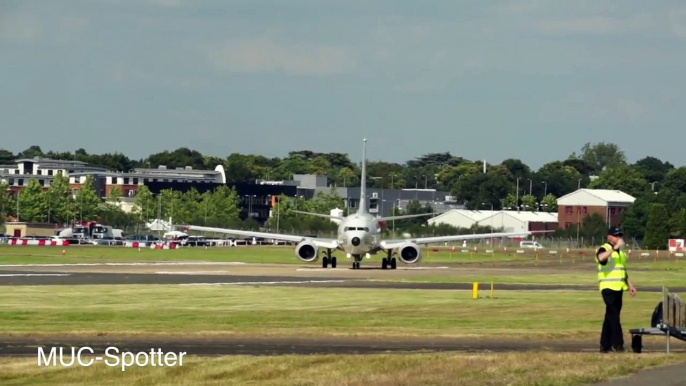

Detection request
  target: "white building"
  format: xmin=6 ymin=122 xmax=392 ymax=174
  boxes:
xmin=427 ymin=209 xmax=499 ymax=229
xmin=428 ymin=209 xmax=558 ymax=233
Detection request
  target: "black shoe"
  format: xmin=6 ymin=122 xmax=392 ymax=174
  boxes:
xmin=600 ymin=347 xmax=610 ymax=353
xmin=612 ymin=346 xmax=625 ymax=352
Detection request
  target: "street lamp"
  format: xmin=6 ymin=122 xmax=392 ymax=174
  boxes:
xmin=542 ymin=181 xmax=547 ymax=197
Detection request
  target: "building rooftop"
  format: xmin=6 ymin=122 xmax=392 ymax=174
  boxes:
xmin=484 ymin=210 xmax=558 ymax=222
xmin=558 ymin=188 xmax=635 ymax=204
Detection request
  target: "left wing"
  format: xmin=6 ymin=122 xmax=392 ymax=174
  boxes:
xmin=180 ymin=225 xmax=339 ymax=249
xmin=379 ymin=230 xmax=549 ymax=249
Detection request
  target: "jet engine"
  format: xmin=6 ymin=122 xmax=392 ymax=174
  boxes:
xmin=295 ymin=241 xmax=319 ymax=262
xmin=398 ymin=242 xmax=422 ymax=264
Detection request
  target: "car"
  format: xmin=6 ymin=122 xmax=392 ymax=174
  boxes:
xmin=519 ymin=241 xmax=543 ymax=249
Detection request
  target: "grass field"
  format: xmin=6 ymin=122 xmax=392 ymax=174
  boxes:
xmin=0 ymin=285 xmax=671 ymax=340
xmin=3 ymin=245 xmax=685 ymax=385
xmin=1 ymin=352 xmax=683 ymax=386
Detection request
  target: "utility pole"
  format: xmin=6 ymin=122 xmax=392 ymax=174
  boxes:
xmin=528 ymin=179 xmax=532 ymax=196
xmin=516 ymin=178 xmax=520 ymax=213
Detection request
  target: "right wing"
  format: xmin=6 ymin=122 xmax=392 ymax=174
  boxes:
xmin=290 ymin=210 xmax=344 ymax=220
xmin=376 ymin=213 xmax=434 ymax=222
xmin=379 ymin=230 xmax=552 ymax=249
xmin=181 ymin=225 xmax=339 ymax=249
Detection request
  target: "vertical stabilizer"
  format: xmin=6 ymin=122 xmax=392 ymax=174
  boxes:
xmin=358 ymin=139 xmax=367 ymax=213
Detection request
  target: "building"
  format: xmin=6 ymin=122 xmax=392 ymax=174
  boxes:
xmin=3 ymin=222 xmax=56 ymax=238
xmin=0 ymin=157 xmax=227 ymax=199
xmin=556 ymin=188 xmax=635 ymax=229
xmin=428 ymin=209 xmax=558 ymax=232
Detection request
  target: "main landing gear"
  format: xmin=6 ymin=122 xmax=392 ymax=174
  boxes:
xmin=321 ymin=249 xmax=337 ymax=268
xmin=382 ymin=249 xmax=397 ymax=270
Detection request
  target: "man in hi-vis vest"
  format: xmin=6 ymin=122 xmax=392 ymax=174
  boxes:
xmin=595 ymin=227 xmax=637 ymax=353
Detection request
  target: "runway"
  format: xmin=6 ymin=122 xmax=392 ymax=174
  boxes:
xmin=1 ymin=334 xmax=683 ymax=357
xmin=1 ymin=269 xmax=683 ymax=292
xmin=0 ymin=268 xmax=684 ymax=293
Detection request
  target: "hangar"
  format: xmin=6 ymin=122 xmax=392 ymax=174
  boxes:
xmin=428 ymin=209 xmax=558 ymax=233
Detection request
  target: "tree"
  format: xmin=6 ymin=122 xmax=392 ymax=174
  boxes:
xmin=0 ymin=183 xmax=12 ymax=222
xmin=73 ymin=176 xmax=102 ymax=222
xmin=572 ymin=142 xmax=627 ymax=172
xmin=540 ymin=194 xmax=557 ymax=212
xmin=669 ymin=209 xmax=686 ymax=238
xmin=633 ymin=156 xmax=674 ymax=185
xmin=134 ymin=186 xmax=157 ymax=221
xmin=521 ymin=195 xmax=537 ymax=211
xmin=17 ymin=178 xmax=48 ymax=222
xmin=46 ymin=173 xmax=74 ymax=225
xmin=643 ymin=203 xmax=670 ymax=250
xmin=661 ymin=167 xmax=686 ymax=193
xmin=588 ymin=165 xmax=649 ymax=198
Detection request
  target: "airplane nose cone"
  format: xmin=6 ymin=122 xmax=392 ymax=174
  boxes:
xmin=351 ymin=237 xmax=361 ymax=246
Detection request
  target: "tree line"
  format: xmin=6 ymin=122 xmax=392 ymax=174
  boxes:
xmin=2 ymin=142 xmax=686 ymax=247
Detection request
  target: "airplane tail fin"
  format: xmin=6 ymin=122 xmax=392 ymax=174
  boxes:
xmin=358 ymin=138 xmax=367 ymax=214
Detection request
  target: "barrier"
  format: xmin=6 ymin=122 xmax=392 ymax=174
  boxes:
xmin=8 ymin=239 xmax=69 ymax=246
xmin=629 ymin=286 xmax=686 ymax=353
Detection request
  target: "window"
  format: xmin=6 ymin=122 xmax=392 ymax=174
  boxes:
xmin=610 ymin=207 xmax=616 ymax=215
xmin=565 ymin=206 xmax=573 ymax=215
xmin=133 ymin=178 xmax=139 ymax=184
xmin=583 ymin=206 xmax=587 ymax=214
xmin=565 ymin=222 xmax=572 ymax=229
xmin=124 ymin=177 xmax=130 ymax=185
xmin=18 ymin=179 xmax=24 ymax=186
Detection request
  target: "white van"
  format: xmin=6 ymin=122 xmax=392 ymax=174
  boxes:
xmin=519 ymin=241 xmax=543 ymax=249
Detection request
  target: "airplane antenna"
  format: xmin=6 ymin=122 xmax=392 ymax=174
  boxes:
xmin=358 ymin=138 xmax=367 ymax=214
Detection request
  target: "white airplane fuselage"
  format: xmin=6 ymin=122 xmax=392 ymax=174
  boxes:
xmin=335 ymin=212 xmax=380 ymax=256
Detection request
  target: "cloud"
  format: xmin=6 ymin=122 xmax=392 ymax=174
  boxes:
xmin=205 ymin=38 xmax=358 ymax=76
xmin=669 ymin=7 xmax=686 ymax=38
xmin=538 ymin=91 xmax=649 ymax=123
xmin=535 ymin=14 xmax=652 ymax=35
xmin=111 ymin=62 xmax=209 ymax=89
xmin=146 ymin=0 xmax=183 ymax=6
xmin=0 ymin=13 xmax=42 ymax=43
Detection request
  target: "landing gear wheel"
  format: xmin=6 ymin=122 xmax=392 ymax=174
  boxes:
xmin=322 ymin=256 xmax=329 ymax=268
xmin=390 ymin=257 xmax=397 ymax=269
xmin=352 ymin=261 xmax=360 ymax=269
xmin=382 ymin=257 xmax=388 ymax=269
xmin=331 ymin=257 xmax=337 ymax=268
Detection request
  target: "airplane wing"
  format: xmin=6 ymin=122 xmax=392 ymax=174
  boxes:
xmin=290 ymin=210 xmax=344 ymax=220
xmin=376 ymin=213 xmax=434 ymax=222
xmin=379 ymin=231 xmax=548 ymax=249
xmin=181 ymin=225 xmax=339 ymax=249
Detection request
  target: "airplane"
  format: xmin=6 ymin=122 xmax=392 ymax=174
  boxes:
xmin=181 ymin=138 xmax=545 ymax=270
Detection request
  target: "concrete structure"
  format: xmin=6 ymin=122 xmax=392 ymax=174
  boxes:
xmin=557 ymin=189 xmax=635 ymax=229
xmin=429 ymin=209 xmax=558 ymax=232
xmin=3 ymin=222 xmax=56 ymax=238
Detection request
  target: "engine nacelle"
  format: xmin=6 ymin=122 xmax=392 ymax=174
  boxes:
xmin=295 ymin=241 xmax=319 ymax=262
xmin=398 ymin=242 xmax=422 ymax=264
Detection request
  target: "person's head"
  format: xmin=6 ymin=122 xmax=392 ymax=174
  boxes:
xmin=607 ymin=227 xmax=623 ymax=245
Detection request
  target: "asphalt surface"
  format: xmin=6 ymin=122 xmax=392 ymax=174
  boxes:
xmin=2 ymin=335 xmax=684 ymax=357
xmin=1 ymin=270 xmax=684 ymax=293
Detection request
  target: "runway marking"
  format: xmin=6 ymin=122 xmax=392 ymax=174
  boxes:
xmin=0 ymin=262 xmax=247 ymax=267
xmin=0 ymin=273 xmax=71 ymax=277
xmin=155 ymin=271 xmax=230 ymax=275
xmin=179 ymin=280 xmax=347 ymax=286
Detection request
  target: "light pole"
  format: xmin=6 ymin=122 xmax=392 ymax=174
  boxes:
xmin=516 ymin=177 xmax=521 ymax=213
xmin=528 ymin=179 xmax=532 ymax=196
xmin=542 ymin=181 xmax=547 ymax=197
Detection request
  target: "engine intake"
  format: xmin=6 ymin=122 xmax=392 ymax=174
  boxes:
xmin=398 ymin=243 xmax=421 ymax=264
xmin=295 ymin=241 xmax=319 ymax=262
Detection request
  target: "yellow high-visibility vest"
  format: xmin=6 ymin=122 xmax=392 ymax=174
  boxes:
xmin=595 ymin=243 xmax=628 ymax=291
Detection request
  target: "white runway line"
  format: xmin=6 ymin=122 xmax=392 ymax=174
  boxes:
xmin=155 ymin=271 xmax=230 ymax=275
xmin=179 ymin=280 xmax=347 ymax=286
xmin=0 ymin=273 xmax=71 ymax=277
xmin=0 ymin=262 xmax=247 ymax=267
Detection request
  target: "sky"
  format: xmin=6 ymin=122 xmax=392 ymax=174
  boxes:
xmin=1 ymin=0 xmax=686 ymax=170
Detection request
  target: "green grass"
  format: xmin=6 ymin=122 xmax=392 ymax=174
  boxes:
xmin=0 ymin=285 xmax=673 ymax=340
xmin=1 ymin=352 xmax=684 ymax=386
xmin=0 ymin=245 xmax=532 ymax=265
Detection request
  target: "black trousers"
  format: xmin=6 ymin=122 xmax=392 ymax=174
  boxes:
xmin=600 ymin=288 xmax=624 ymax=350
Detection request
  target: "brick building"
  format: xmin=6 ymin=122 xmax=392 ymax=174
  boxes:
xmin=556 ymin=189 xmax=635 ymax=230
